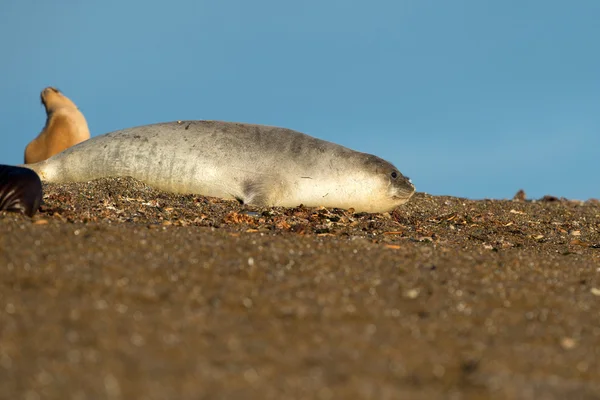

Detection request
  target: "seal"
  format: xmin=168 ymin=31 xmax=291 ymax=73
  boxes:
xmin=24 ymin=87 xmax=91 ymax=164
xmin=23 ymin=120 xmax=415 ymax=213
xmin=0 ymin=165 xmax=43 ymax=217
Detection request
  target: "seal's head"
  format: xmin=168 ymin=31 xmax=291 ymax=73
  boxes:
xmin=362 ymin=154 xmax=415 ymax=210
xmin=304 ymin=152 xmax=416 ymax=213
xmin=388 ymin=167 xmax=415 ymax=202
xmin=40 ymin=87 xmax=77 ymax=113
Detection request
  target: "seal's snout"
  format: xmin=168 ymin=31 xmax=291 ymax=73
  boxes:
xmin=43 ymin=87 xmax=60 ymax=94
xmin=40 ymin=87 xmax=60 ymax=105
xmin=390 ymin=170 xmax=416 ymax=201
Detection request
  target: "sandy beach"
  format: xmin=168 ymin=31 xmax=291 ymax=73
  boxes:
xmin=1 ymin=177 xmax=599 ymax=399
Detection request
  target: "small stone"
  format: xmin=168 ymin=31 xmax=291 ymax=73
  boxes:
xmin=365 ymin=324 xmax=377 ymax=335
xmin=513 ymin=189 xmax=526 ymax=201
xmin=433 ymin=364 xmax=446 ymax=378
xmin=130 ymin=333 xmax=145 ymax=347
xmin=116 ymin=304 xmax=128 ymax=314
xmin=94 ymin=299 xmax=108 ymax=310
xmin=243 ymin=368 xmax=259 ymax=383
xmin=405 ymin=289 xmax=420 ymax=299
xmin=590 ymin=288 xmax=600 ymax=296
xmin=570 ymin=239 xmax=588 ymax=247
xmin=104 ymin=373 xmax=121 ymax=398
xmin=541 ymin=195 xmax=559 ymax=202
xmin=560 ymin=337 xmax=577 ymax=350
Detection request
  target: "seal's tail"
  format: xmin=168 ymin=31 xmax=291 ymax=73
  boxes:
xmin=0 ymin=164 xmax=43 ymax=217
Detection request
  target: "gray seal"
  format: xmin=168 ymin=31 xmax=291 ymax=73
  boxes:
xmin=24 ymin=120 xmax=415 ymax=213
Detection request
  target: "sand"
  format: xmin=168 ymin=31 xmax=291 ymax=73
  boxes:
xmin=1 ymin=177 xmax=599 ymax=399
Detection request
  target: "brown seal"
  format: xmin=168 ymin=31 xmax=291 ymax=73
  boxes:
xmin=24 ymin=87 xmax=90 ymax=164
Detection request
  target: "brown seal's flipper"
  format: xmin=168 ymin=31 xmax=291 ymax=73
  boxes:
xmin=0 ymin=165 xmax=43 ymax=217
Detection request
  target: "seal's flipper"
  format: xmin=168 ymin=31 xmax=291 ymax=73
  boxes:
xmin=241 ymin=179 xmax=270 ymax=206
xmin=0 ymin=165 xmax=43 ymax=217
xmin=240 ymin=176 xmax=289 ymax=207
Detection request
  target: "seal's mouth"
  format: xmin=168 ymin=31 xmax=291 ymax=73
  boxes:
xmin=390 ymin=181 xmax=416 ymax=201
xmin=392 ymin=192 xmax=415 ymax=201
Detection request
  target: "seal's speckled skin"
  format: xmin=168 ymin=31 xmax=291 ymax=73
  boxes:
xmin=24 ymin=120 xmax=415 ymax=212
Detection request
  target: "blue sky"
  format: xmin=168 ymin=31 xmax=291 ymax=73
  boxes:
xmin=1 ymin=1 xmax=598 ymax=200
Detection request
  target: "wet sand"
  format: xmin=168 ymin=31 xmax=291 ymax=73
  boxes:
xmin=1 ymin=178 xmax=599 ymax=399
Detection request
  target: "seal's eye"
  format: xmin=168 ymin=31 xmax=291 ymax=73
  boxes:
xmin=391 ymin=171 xmax=398 ymax=179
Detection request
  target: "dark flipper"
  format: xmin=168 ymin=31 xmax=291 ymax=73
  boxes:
xmin=0 ymin=165 xmax=43 ymax=217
